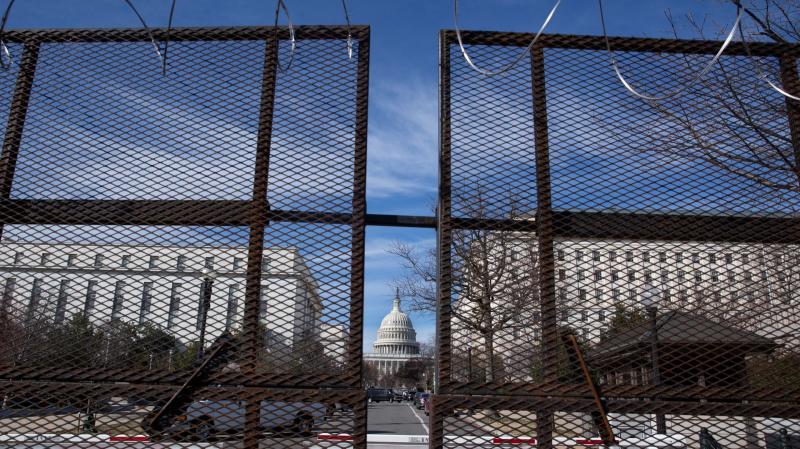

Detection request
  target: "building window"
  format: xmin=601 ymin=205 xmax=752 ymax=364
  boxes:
xmin=731 ymin=291 xmax=739 ymax=302
xmin=558 ymin=288 xmax=566 ymax=301
xmin=557 ymin=250 xmax=565 ymax=261
xmin=579 ymin=289 xmax=586 ymax=301
xmin=578 ymin=270 xmax=585 ymax=281
xmin=168 ymin=283 xmax=181 ymax=329
xmin=576 ymin=251 xmax=584 ymax=262
xmin=94 ymin=254 xmax=103 ymax=268
xmin=84 ymin=280 xmax=97 ymax=313
xmin=743 ymin=254 xmax=750 ymax=264
xmin=694 ymin=272 xmax=702 ymax=282
xmin=645 ymin=270 xmax=652 ymax=283
xmin=598 ymin=310 xmax=605 ymax=321
xmin=121 ymin=255 xmax=131 ymax=268
xmin=692 ymin=253 xmax=700 ymax=263
xmin=761 ymin=271 xmax=769 ymax=281
xmin=560 ymin=309 xmax=568 ymax=321
xmin=139 ymin=282 xmax=152 ymax=324
xmin=26 ymin=278 xmax=42 ymax=323
xmin=713 ymin=291 xmax=721 ymax=302
xmin=176 ymin=255 xmax=186 ymax=271
xmin=612 ymin=270 xmax=619 ymax=282
xmin=628 ymin=270 xmax=635 ymax=281
xmin=55 ymin=280 xmax=69 ymax=324
xmin=595 ymin=289 xmax=603 ymax=300
xmin=678 ymin=270 xmax=685 ymax=282
xmin=679 ymin=290 xmax=688 ymax=302
xmin=612 ymin=288 xmax=620 ymax=302
xmin=40 ymin=252 xmax=50 ymax=266
xmin=725 ymin=254 xmax=732 ymax=264
xmin=233 ymin=257 xmax=244 ymax=270
xmin=1 ymin=277 xmax=15 ymax=316
xmin=659 ymin=252 xmax=667 ymax=263
xmin=643 ymin=251 xmax=650 ymax=262
xmin=204 ymin=256 xmax=214 ymax=269
xmin=226 ymin=284 xmax=239 ymax=331
xmin=533 ymin=312 xmax=541 ymax=322
xmin=609 ymin=251 xmax=617 ymax=262
xmin=67 ymin=254 xmax=77 ymax=267
xmin=626 ymin=251 xmax=633 ymax=262
xmin=711 ymin=271 xmax=719 ymax=282
xmin=629 ymin=289 xmax=637 ymax=301
xmin=111 ymin=281 xmax=126 ymax=320
xmin=580 ymin=310 xmax=587 ymax=322
xmin=661 ymin=271 xmax=668 ymax=283
xmin=593 ymin=250 xmax=600 ymax=262
xmin=148 ymin=256 xmax=159 ymax=270
xmin=676 ymin=252 xmax=683 ymax=263
xmin=745 ymin=272 xmax=753 ymax=282
xmin=594 ymin=270 xmax=602 ymax=281
xmin=558 ymin=269 xmax=566 ymax=281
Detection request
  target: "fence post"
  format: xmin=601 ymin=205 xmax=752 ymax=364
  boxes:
xmin=531 ymin=43 xmax=557 ymax=449
xmin=241 ymin=31 xmax=280 ymax=449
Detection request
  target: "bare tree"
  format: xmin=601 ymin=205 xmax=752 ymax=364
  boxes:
xmin=391 ymin=194 xmax=541 ymax=383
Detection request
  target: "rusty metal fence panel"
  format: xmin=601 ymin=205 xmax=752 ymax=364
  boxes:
xmin=436 ymin=30 xmax=800 ymax=448
xmin=0 ymin=25 xmax=369 ymax=448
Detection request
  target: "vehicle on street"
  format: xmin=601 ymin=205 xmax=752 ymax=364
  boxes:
xmin=147 ymin=400 xmax=328 ymax=440
xmin=415 ymin=393 xmax=430 ymax=410
xmin=403 ymin=390 xmax=416 ymax=402
xmin=391 ymin=390 xmax=404 ymax=402
xmin=366 ymin=388 xmax=394 ymax=403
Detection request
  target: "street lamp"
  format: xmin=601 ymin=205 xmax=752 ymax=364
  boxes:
xmin=196 ymin=267 xmax=218 ymax=361
xmin=641 ymin=282 xmax=666 ymax=435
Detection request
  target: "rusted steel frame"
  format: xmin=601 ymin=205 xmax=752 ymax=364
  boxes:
xmin=0 ymin=40 xmax=39 ymax=240
xmin=779 ymin=55 xmax=800 ymax=176
xmin=0 ymin=365 xmax=367 ymax=388
xmin=345 ymin=28 xmax=369 ymax=398
xmin=4 ymin=202 xmax=800 ymax=244
xmin=551 ymin=210 xmax=800 ymax=244
xmin=0 ymin=25 xmax=367 ymax=44
xmin=429 ymin=394 xmax=447 ymax=449
xmin=0 ymin=380 xmax=366 ymax=408
xmin=445 ymin=379 xmax=800 ymax=403
xmin=446 ymin=30 xmax=800 ymax=57
xmin=433 ymin=393 xmax=800 ymax=419
xmin=241 ymin=32 xmax=279 ymax=449
xmin=430 ymin=29 xmax=454 ymax=449
xmin=531 ymin=43 xmax=557 ymax=449
xmin=566 ymin=334 xmax=615 ymax=445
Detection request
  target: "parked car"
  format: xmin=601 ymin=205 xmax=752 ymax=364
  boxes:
xmin=391 ymin=390 xmax=405 ymax=402
xmin=414 ymin=393 xmax=430 ymax=410
xmin=366 ymin=388 xmax=394 ymax=403
xmin=151 ymin=400 xmax=327 ymax=440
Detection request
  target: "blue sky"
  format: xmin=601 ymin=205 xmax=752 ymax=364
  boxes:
xmin=3 ymin=0 xmax=742 ymax=350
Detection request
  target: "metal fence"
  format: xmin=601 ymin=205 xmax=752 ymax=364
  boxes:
xmin=1 ymin=21 xmax=800 ymax=449
xmin=434 ymin=30 xmax=800 ymax=448
xmin=0 ymin=25 xmax=369 ymax=447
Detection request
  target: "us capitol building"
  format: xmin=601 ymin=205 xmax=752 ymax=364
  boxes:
xmin=363 ymin=289 xmax=424 ymax=376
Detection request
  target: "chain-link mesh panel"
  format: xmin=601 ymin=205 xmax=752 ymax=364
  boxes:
xmin=437 ymin=30 xmax=800 ymax=448
xmin=0 ymin=26 xmax=369 ymax=448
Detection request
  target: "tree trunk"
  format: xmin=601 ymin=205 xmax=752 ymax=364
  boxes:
xmin=484 ymin=330 xmax=496 ymax=383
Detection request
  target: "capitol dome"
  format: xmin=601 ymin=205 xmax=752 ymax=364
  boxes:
xmin=373 ymin=291 xmax=420 ymax=356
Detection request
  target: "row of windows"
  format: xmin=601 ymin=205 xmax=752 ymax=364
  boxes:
xmin=559 ymin=268 xmax=788 ymax=284
xmin=4 ymin=252 xmax=266 ymax=272
xmin=556 ymin=249 xmax=796 ymax=265
xmin=0 ymin=277 xmax=243 ymax=332
xmin=559 ymin=287 xmax=789 ymax=304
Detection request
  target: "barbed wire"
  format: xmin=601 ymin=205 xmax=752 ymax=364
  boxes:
xmin=598 ymin=0 xmax=742 ymax=102
xmin=453 ymin=0 xmax=561 ymax=77
xmin=274 ymin=0 xmax=295 ymax=74
xmin=0 ymin=0 xmax=175 ymax=75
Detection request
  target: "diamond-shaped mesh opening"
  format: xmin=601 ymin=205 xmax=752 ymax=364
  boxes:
xmin=0 ymin=26 xmax=368 ymax=447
